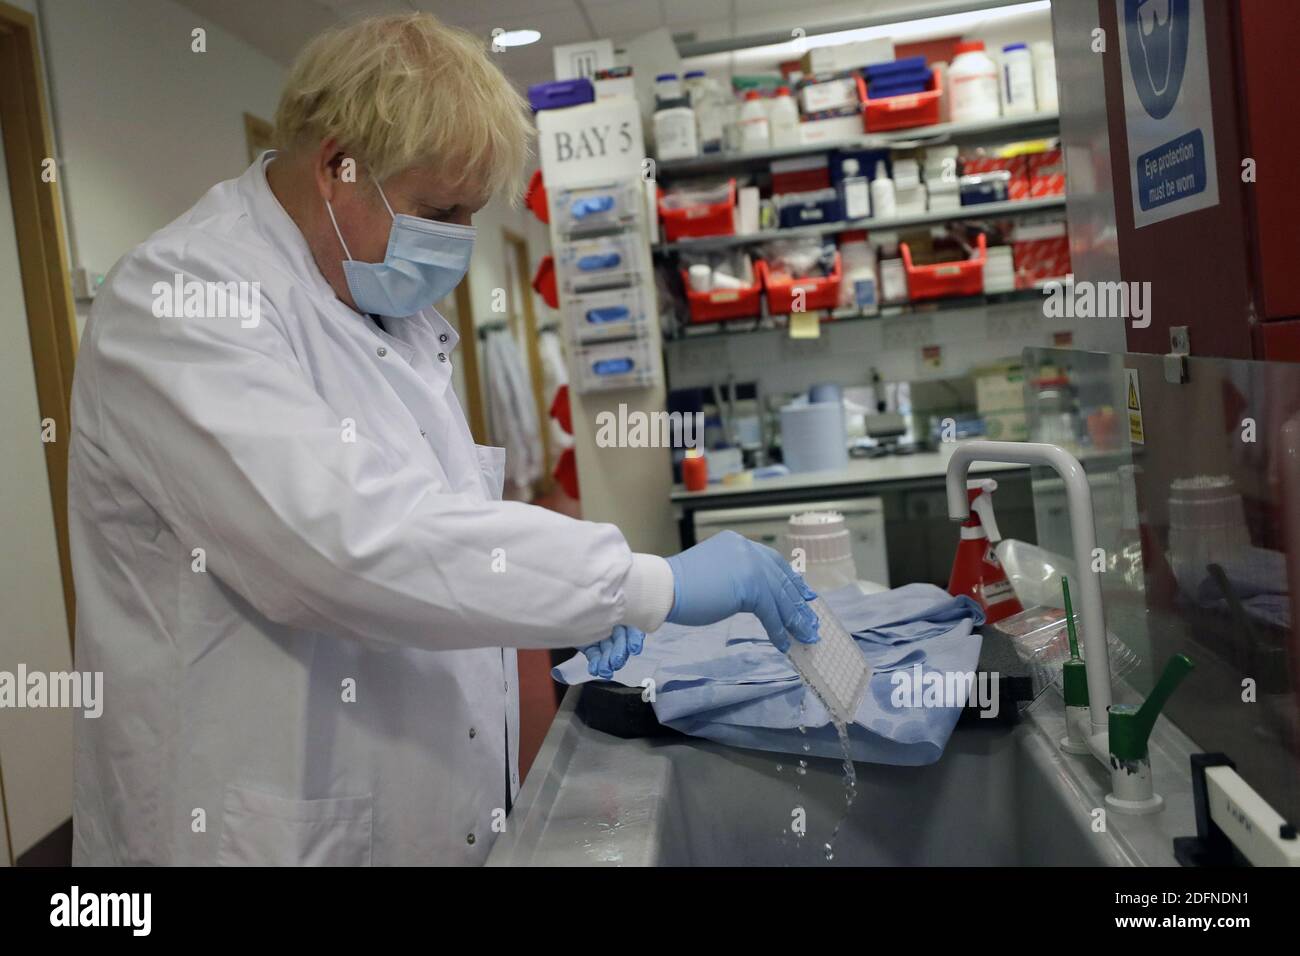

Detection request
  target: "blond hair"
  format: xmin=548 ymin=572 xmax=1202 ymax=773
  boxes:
xmin=273 ymin=13 xmax=533 ymax=203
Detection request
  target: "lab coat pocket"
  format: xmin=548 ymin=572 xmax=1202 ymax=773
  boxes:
xmin=217 ymin=785 xmax=373 ymax=866
xmin=475 ymin=444 xmax=506 ymax=500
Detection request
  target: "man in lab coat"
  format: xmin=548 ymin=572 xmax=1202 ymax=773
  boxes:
xmin=67 ymin=13 xmax=818 ymax=866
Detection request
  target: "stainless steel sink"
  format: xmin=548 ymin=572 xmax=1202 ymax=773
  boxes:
xmin=488 ymin=686 xmax=1197 ymax=866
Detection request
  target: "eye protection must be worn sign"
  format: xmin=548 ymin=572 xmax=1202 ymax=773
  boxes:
xmin=1116 ymin=0 xmax=1220 ymax=228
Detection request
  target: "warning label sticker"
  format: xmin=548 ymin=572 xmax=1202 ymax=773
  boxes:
xmin=1126 ymin=368 xmax=1145 ymax=445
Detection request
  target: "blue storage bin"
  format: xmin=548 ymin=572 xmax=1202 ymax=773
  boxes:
xmin=528 ymin=78 xmax=594 ymax=112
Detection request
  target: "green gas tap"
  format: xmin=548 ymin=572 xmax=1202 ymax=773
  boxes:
xmin=1105 ymin=654 xmax=1196 ymax=814
xmin=1110 ymin=654 xmax=1195 ymax=763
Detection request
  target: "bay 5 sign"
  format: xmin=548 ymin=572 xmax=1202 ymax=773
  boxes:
xmin=1124 ymin=0 xmax=1189 ymax=119
xmin=1116 ymin=0 xmax=1219 ymax=228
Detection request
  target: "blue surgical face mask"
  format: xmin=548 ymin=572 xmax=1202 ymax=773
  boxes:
xmin=325 ymin=180 xmax=475 ymax=317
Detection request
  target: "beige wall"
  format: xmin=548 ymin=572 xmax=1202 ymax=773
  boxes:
xmin=0 ymin=0 xmax=286 ymax=862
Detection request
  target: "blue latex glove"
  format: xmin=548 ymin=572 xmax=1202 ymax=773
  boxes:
xmin=581 ymin=624 xmax=646 ymax=679
xmin=666 ymin=531 xmax=819 ymax=652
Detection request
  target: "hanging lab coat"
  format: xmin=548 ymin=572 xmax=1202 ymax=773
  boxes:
xmin=482 ymin=329 xmax=543 ymax=493
xmin=67 ymin=153 xmax=670 ymax=866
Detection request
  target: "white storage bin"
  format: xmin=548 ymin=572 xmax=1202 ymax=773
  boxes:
xmin=571 ymin=336 xmax=656 ymax=393
xmin=565 ymin=283 xmax=652 ymax=344
xmin=557 ymin=233 xmax=638 ymax=292
xmin=553 ymin=181 xmax=642 ymax=235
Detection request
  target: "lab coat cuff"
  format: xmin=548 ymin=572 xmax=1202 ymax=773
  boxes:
xmin=622 ymin=553 xmax=675 ymax=633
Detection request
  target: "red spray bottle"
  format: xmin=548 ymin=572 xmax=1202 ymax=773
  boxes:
xmin=947 ymin=478 xmax=1024 ymax=625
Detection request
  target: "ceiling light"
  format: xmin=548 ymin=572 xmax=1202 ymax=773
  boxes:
xmin=495 ymin=29 xmax=541 ymax=48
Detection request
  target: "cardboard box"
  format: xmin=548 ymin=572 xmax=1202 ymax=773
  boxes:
xmin=798 ymin=113 xmax=865 ymax=145
xmin=800 ymin=38 xmax=895 ymax=75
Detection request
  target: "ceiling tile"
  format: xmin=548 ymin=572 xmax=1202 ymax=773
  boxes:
xmin=664 ymin=0 xmax=732 ymax=29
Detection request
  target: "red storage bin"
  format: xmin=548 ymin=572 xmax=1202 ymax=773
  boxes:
xmin=758 ymin=253 xmax=843 ymax=315
xmin=900 ymin=233 xmax=987 ymax=300
xmin=658 ymin=179 xmax=736 ymax=242
xmin=680 ymin=265 xmax=762 ymax=323
xmin=859 ymin=71 xmax=943 ymax=133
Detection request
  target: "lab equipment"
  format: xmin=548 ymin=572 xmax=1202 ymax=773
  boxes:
xmin=780 ymin=401 xmax=848 ymax=474
xmin=839 ymin=158 xmax=870 ymax=220
xmin=869 ymin=161 xmax=896 ymax=219
xmin=782 ymin=511 xmax=858 ymax=592
xmin=738 ymin=91 xmax=770 ymax=152
xmin=948 ymin=40 xmax=1000 ymax=122
xmin=693 ymin=496 xmax=889 ymax=587
xmin=999 ymin=43 xmax=1036 ymax=116
xmin=786 ymin=597 xmax=872 ymax=726
xmin=654 ymin=96 xmax=699 ymax=162
xmin=665 ymin=530 xmax=819 ymax=652
xmin=1031 ymin=41 xmax=1058 ymax=111
xmin=768 ymin=85 xmax=800 ymax=148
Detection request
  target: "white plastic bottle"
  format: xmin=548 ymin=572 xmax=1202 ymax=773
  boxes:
xmin=684 ymin=70 xmax=724 ymax=152
xmin=870 ymin=161 xmax=896 ymax=220
xmin=949 ymin=40 xmax=1001 ymax=123
xmin=654 ymin=72 xmax=682 ymax=106
xmin=1031 ymin=41 xmax=1058 ymax=112
xmin=738 ymin=90 xmax=771 ymax=152
xmin=1000 ymin=43 xmax=1036 ymax=116
xmin=654 ymin=98 xmax=699 ymax=161
xmin=769 ymin=85 xmax=800 ymax=148
xmin=840 ymin=158 xmax=871 ymax=220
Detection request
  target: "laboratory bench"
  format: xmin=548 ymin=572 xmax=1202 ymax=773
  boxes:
xmin=671 ymin=446 xmax=1032 ymax=587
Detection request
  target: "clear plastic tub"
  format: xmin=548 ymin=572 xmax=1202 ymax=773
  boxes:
xmin=992 ymin=604 xmax=1141 ymax=699
xmin=556 ymin=234 xmax=638 ymax=293
xmin=570 ymin=336 xmax=656 ymax=393
xmin=786 ymin=596 xmax=872 ymax=726
xmin=564 ymin=284 xmax=652 ymax=344
xmin=552 ymin=181 xmax=643 ymax=235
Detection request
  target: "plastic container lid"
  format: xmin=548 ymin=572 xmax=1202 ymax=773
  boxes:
xmin=775 ymin=85 xmax=792 ymax=96
xmin=840 ymin=229 xmax=868 ymax=243
xmin=655 ymin=73 xmax=679 ymax=82
xmin=1003 ymin=42 xmax=1028 ymax=52
xmin=954 ymin=40 xmax=986 ymax=54
xmin=684 ymin=70 xmax=705 ymax=78
xmin=744 ymin=90 xmax=762 ymax=100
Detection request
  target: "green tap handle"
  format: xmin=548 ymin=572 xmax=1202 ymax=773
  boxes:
xmin=1109 ymin=654 xmax=1195 ymax=762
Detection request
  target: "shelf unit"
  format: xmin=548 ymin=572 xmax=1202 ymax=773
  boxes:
xmin=654 ymin=196 xmax=1065 ymax=254
xmin=666 ymin=285 xmax=1051 ymax=341
xmin=655 ymin=111 xmax=1060 ymax=180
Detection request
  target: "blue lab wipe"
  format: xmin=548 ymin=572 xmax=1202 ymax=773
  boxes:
xmin=554 ymin=583 xmax=986 ymax=766
xmin=577 ymin=252 xmax=621 ymax=271
xmin=571 ymin=195 xmax=615 ymax=218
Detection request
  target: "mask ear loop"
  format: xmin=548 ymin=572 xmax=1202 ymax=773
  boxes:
xmin=325 ymin=172 xmax=398 ymax=261
xmin=324 ymin=198 xmax=354 ymax=262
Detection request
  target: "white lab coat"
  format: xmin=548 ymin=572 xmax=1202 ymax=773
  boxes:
xmin=67 ymin=154 xmax=661 ymax=865
xmin=482 ymin=329 xmax=543 ymax=493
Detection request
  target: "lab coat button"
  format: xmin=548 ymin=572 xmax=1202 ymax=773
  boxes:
xmin=377 ymin=346 xmax=387 ymax=357
xmin=439 ymin=333 xmax=448 ymax=343
xmin=466 ymin=833 xmax=476 ymax=845
xmin=419 ymin=429 xmax=427 ymax=437
xmin=437 ymin=352 xmax=447 ymax=363
xmin=468 ymin=726 xmax=476 ymax=738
